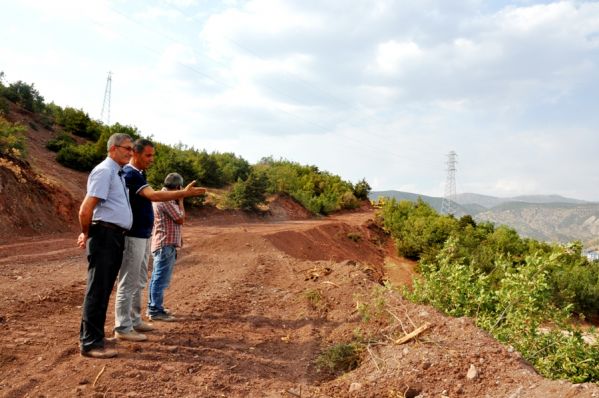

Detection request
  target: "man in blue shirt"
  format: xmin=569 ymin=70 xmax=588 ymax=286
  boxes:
xmin=113 ymin=139 xmax=206 ymax=342
xmin=77 ymin=133 xmax=134 ymax=359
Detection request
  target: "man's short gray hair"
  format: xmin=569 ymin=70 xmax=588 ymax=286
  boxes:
xmin=107 ymin=133 xmax=132 ymax=151
xmin=164 ymin=173 xmax=184 ymax=189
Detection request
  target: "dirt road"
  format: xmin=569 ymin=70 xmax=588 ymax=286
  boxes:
xmin=1 ymin=211 xmax=598 ymax=397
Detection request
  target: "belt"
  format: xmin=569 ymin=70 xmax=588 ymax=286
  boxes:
xmin=91 ymin=220 xmax=128 ymax=234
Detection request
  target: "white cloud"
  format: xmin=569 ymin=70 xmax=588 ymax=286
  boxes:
xmin=373 ymin=40 xmax=423 ymax=74
xmin=157 ymin=43 xmax=199 ymax=75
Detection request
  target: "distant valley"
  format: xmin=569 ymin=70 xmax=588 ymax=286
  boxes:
xmin=370 ymin=191 xmax=599 ymax=247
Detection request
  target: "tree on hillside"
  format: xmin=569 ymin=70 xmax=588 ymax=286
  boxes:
xmin=225 ymin=171 xmax=268 ymax=211
xmin=353 ymin=178 xmax=371 ymax=200
xmin=56 ymin=107 xmax=102 ymax=140
xmin=192 ymin=150 xmax=222 ymax=187
xmin=213 ymin=152 xmax=251 ymax=184
xmin=146 ymin=144 xmax=197 ymax=189
xmin=2 ymin=80 xmax=45 ymax=113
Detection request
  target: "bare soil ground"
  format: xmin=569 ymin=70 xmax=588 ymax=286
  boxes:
xmin=1 ymin=107 xmax=599 ymax=397
xmin=1 ymin=209 xmax=599 ymax=398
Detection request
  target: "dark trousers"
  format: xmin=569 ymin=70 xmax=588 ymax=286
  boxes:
xmin=79 ymin=224 xmax=125 ymax=352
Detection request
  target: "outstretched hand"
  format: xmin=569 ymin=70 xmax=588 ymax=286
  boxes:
xmin=182 ymin=180 xmax=207 ymax=197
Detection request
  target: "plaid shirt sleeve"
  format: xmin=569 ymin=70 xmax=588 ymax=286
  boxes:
xmin=162 ymin=200 xmax=184 ymax=222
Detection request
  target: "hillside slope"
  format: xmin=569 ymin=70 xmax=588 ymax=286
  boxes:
xmin=475 ymin=202 xmax=599 ymax=243
xmin=0 ymin=103 xmax=86 ymax=241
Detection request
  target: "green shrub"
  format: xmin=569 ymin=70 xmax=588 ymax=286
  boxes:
xmin=379 ymin=197 xmax=599 ymax=316
xmin=353 ymin=178 xmax=371 ymax=200
xmin=56 ymin=143 xmax=103 ymax=171
xmin=147 ymin=143 xmax=197 ymax=189
xmin=379 ymin=198 xmax=458 ymax=260
xmin=213 ymin=152 xmax=251 ymax=184
xmin=406 ymin=244 xmax=599 ymax=382
xmin=192 ymin=150 xmax=223 ymax=187
xmin=254 ymin=157 xmax=362 ymax=215
xmin=224 ymin=171 xmax=268 ymax=211
xmin=46 ymin=133 xmax=76 ymax=152
xmin=57 ymin=107 xmax=100 ymax=140
xmin=378 ymin=199 xmax=599 ymax=382
xmin=2 ymin=80 xmax=45 ymax=113
xmin=0 ymin=97 xmax=9 ymax=116
xmin=315 ymin=342 xmax=363 ymax=374
xmin=0 ymin=116 xmax=27 ymax=158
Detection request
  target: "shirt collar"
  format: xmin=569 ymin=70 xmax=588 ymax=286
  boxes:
xmin=107 ymin=157 xmax=123 ymax=172
xmin=126 ymin=163 xmax=146 ymax=176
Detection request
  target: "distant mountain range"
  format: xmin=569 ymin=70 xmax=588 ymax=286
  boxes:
xmin=370 ymin=191 xmax=599 ymax=247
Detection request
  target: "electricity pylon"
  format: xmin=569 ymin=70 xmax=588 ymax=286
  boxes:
xmin=441 ymin=151 xmax=458 ymax=215
xmin=100 ymin=71 xmax=112 ymax=125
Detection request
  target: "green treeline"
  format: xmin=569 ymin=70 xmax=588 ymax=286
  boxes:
xmin=0 ymin=74 xmax=369 ymax=213
xmin=378 ymin=198 xmax=599 ymax=382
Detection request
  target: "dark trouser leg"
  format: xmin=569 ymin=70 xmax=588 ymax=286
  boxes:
xmin=80 ymin=225 xmax=125 ymax=352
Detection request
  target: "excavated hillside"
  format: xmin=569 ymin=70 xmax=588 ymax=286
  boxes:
xmin=1 ymin=107 xmax=599 ymax=397
xmin=0 ymin=104 xmax=83 ymax=242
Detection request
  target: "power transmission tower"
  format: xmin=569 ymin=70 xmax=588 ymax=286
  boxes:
xmin=441 ymin=150 xmax=458 ymax=215
xmin=100 ymin=71 xmax=112 ymax=125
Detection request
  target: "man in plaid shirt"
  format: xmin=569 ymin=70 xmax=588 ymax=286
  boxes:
xmin=147 ymin=173 xmax=189 ymax=321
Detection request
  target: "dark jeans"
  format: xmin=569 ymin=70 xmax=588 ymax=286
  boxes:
xmin=79 ymin=223 xmax=125 ymax=352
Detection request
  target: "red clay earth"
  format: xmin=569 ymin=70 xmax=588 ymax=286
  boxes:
xmin=1 ymin=108 xmax=599 ymax=397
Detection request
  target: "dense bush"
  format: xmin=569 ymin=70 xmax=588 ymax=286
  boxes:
xmin=213 ymin=152 xmax=251 ymax=183
xmin=0 ymin=116 xmax=27 ymax=158
xmin=147 ymin=143 xmax=197 ymax=188
xmin=255 ymin=157 xmax=363 ymax=215
xmin=56 ymin=107 xmax=102 ymax=140
xmin=0 ymin=97 xmax=9 ymax=116
xmin=147 ymin=143 xmax=252 ymax=190
xmin=353 ymin=178 xmax=371 ymax=200
xmin=377 ymin=199 xmax=456 ymax=260
xmin=46 ymin=133 xmax=76 ymax=152
xmin=378 ymin=198 xmax=599 ymax=315
xmin=407 ymin=240 xmax=599 ymax=382
xmin=56 ymin=142 xmax=104 ymax=171
xmin=1 ymin=80 xmax=45 ymax=113
xmin=378 ymin=197 xmax=599 ymax=382
xmin=224 ymin=171 xmax=268 ymax=211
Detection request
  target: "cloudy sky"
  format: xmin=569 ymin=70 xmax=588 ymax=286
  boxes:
xmin=1 ymin=0 xmax=598 ymax=200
